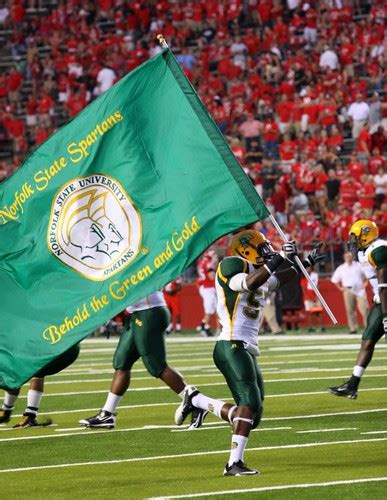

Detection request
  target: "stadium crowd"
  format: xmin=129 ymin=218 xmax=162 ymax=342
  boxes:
xmin=0 ymin=0 xmax=386 ymax=259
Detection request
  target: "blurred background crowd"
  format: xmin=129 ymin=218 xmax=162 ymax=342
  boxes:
xmin=0 ymin=0 xmax=385 ymax=276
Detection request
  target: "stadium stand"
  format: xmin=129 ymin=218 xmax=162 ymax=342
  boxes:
xmin=0 ymin=0 xmax=385 ymax=272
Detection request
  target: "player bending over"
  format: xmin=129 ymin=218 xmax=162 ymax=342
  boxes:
xmin=328 ymin=220 xmax=387 ymax=399
xmin=175 ymin=230 xmax=324 ymax=476
xmin=79 ymin=291 xmax=208 ymax=429
xmin=0 ymin=344 xmax=80 ymax=427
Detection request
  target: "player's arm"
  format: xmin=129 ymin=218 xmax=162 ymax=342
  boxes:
xmin=218 ymin=254 xmax=286 ymax=293
xmin=371 ymin=246 xmax=387 ymax=330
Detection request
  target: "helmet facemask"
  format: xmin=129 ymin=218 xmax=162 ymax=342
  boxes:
xmin=230 ymin=231 xmax=276 ymax=266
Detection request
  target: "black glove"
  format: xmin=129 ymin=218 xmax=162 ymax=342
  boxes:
xmin=303 ymin=242 xmax=326 ymax=268
xmin=265 ymin=253 xmax=284 ymax=272
xmin=282 ymin=240 xmax=297 ymax=259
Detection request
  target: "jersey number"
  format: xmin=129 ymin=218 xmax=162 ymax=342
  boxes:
xmin=242 ymin=291 xmax=262 ymax=320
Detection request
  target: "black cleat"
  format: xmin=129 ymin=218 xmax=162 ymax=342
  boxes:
xmin=0 ymin=409 xmax=12 ymax=424
xmin=13 ymin=412 xmax=52 ymax=428
xmin=223 ymin=460 xmax=259 ymax=476
xmin=175 ymin=385 xmax=199 ymax=425
xmin=79 ymin=410 xmax=116 ymax=428
xmin=328 ymin=382 xmax=358 ymax=400
xmin=188 ymin=408 xmax=209 ymax=430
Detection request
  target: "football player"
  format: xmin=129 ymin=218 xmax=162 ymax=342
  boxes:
xmin=0 ymin=343 xmax=80 ymax=427
xmin=196 ymin=249 xmax=218 ymax=336
xmin=175 ymin=230 xmax=324 ymax=475
xmin=79 ymin=291 xmax=208 ymax=429
xmin=328 ymin=220 xmax=387 ymax=399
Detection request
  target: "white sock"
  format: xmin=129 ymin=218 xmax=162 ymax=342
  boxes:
xmin=191 ymin=393 xmax=225 ymax=418
xmin=102 ymin=392 xmax=122 ymax=414
xmin=176 ymin=323 xmax=182 ymax=332
xmin=204 ymin=323 xmax=211 ymax=329
xmin=26 ymin=390 xmax=43 ymax=415
xmin=353 ymin=365 xmax=365 ymax=378
xmin=228 ymin=434 xmax=248 ymax=466
xmin=178 ymin=388 xmax=185 ymax=400
xmin=3 ymin=392 xmax=18 ymax=410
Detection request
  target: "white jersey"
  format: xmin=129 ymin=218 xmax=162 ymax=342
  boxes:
xmin=357 ymin=239 xmax=386 ymax=304
xmin=126 ymin=291 xmax=166 ymax=313
xmin=216 ymin=257 xmax=271 ymax=345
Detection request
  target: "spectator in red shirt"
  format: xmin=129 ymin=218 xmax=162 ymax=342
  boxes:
xmin=348 ymin=152 xmax=367 ymax=182
xmin=276 ymin=94 xmax=294 ymax=134
xmin=262 ymin=115 xmax=280 ymax=159
xmin=7 ymin=66 xmax=23 ymax=103
xmin=271 ymin=183 xmax=289 ymax=225
xmin=358 ymin=174 xmax=376 ymax=216
xmin=319 ymin=96 xmax=337 ymax=132
xmin=37 ymin=91 xmax=54 ymax=128
xmin=327 ymin=124 xmax=343 ymax=152
xmin=357 ymin=122 xmax=371 ymax=165
xmin=368 ymin=147 xmax=385 ymax=175
xmin=279 ymin=133 xmax=298 ymax=168
xmin=339 ymin=172 xmax=361 ymax=209
xmin=371 ymin=125 xmax=386 ymax=154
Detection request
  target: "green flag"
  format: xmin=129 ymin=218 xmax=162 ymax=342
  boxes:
xmin=0 ymin=49 xmax=269 ymax=389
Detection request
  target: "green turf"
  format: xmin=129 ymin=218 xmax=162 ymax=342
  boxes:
xmin=0 ymin=331 xmax=386 ymax=499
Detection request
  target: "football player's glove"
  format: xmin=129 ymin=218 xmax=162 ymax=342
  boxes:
xmin=303 ymin=242 xmax=325 ymax=267
xmin=282 ymin=240 xmax=297 ymax=259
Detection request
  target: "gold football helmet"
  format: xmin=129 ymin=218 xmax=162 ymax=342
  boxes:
xmin=349 ymin=219 xmax=379 ymax=250
xmin=229 ymin=230 xmax=275 ymax=265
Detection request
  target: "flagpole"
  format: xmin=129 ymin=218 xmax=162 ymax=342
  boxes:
xmin=155 ymin=33 xmax=336 ymax=324
xmin=269 ymin=214 xmax=338 ymax=324
xmin=157 ymin=34 xmax=169 ymax=49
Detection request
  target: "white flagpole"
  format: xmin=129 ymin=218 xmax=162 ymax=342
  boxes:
xmin=155 ymin=34 xmax=336 ymax=324
xmin=269 ymin=214 xmax=338 ymax=324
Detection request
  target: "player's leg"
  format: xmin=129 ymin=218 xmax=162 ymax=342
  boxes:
xmin=79 ymin=327 xmax=139 ymax=428
xmin=136 ymin=307 xmax=188 ymax=395
xmin=14 ymin=343 xmax=80 ymax=428
xmin=328 ymin=304 xmax=383 ymax=399
xmin=0 ymin=388 xmax=20 ymax=423
xmin=214 ymin=340 xmax=261 ymax=475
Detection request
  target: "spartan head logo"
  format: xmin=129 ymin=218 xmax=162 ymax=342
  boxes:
xmin=48 ymin=175 xmax=141 ymax=281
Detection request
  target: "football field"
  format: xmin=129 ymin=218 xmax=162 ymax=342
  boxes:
xmin=0 ymin=331 xmax=386 ymax=499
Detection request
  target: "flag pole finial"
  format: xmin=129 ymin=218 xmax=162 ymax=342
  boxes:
xmin=157 ymin=34 xmax=169 ymax=49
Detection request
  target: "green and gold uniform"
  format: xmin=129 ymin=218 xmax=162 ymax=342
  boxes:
xmin=113 ymin=292 xmax=170 ymax=377
xmin=214 ymin=256 xmax=279 ymax=427
xmin=357 ymin=239 xmax=387 ymax=342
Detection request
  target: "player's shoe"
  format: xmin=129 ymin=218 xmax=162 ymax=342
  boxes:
xmin=175 ymin=385 xmax=199 ymax=425
xmin=13 ymin=412 xmax=52 ymax=428
xmin=188 ymin=408 xmax=209 ymax=430
xmin=0 ymin=409 xmax=12 ymax=423
xmin=223 ymin=460 xmax=259 ymax=476
xmin=327 ymin=382 xmax=358 ymax=400
xmin=79 ymin=410 xmax=116 ymax=428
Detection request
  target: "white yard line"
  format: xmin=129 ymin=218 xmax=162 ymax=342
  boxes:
xmin=0 ymin=438 xmax=386 ymax=474
xmin=62 ymin=357 xmax=387 ymax=371
xmin=297 ymin=427 xmax=357 ymax=434
xmin=16 ymin=384 xmax=387 ymax=399
xmin=46 ymin=364 xmax=387 ymax=380
xmin=361 ymin=430 xmax=387 ymax=435
xmin=172 ymin=425 xmax=292 ymax=434
xmin=148 ymin=477 xmax=387 ymax=499
xmin=1 ymin=409 xmax=386 ymax=443
xmin=41 ymin=371 xmax=387 ymax=387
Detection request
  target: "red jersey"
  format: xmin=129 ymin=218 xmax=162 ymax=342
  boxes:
xmin=339 ymin=179 xmax=361 ymax=208
xmin=197 ymin=252 xmax=217 ymax=288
